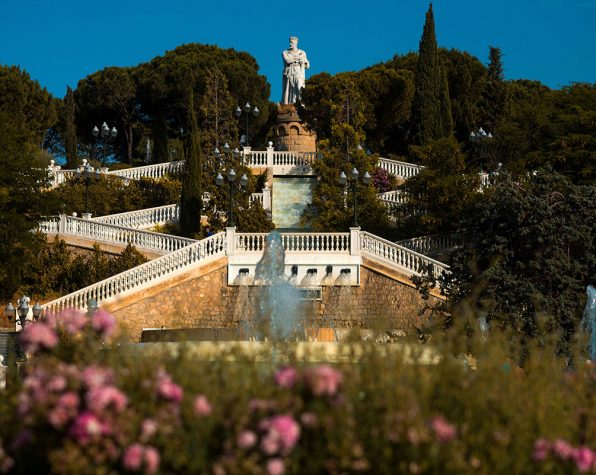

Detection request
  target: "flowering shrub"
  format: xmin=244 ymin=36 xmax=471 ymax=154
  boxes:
xmin=0 ymin=309 xmax=593 ymax=474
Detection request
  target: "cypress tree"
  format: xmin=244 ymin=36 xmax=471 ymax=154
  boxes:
xmin=63 ymin=86 xmax=78 ymax=168
xmin=410 ymin=3 xmax=452 ymax=145
xmin=179 ymin=91 xmax=203 ymax=237
xmin=479 ymin=46 xmax=509 ymax=132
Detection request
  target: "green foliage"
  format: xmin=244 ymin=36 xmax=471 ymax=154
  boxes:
xmin=442 ymin=170 xmax=595 ymax=344
xmin=199 ymin=67 xmax=238 ymax=152
xmin=302 ymin=79 xmax=390 ymax=233
xmin=0 ymin=64 xmax=57 ymax=146
xmin=0 ymin=113 xmax=52 ymax=301
xmin=44 ymin=175 xmax=180 ymax=217
xmin=478 ymin=47 xmax=509 ymax=133
xmin=18 ymin=239 xmax=147 ymax=302
xmin=410 ymin=4 xmax=452 ymax=146
xmin=401 ymin=137 xmax=481 ymax=236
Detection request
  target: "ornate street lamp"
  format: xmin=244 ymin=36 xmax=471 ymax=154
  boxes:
xmin=338 ymin=167 xmax=372 ymax=228
xmin=4 ymin=296 xmax=42 ymax=328
xmin=469 ymin=127 xmax=493 ymax=172
xmin=213 ymin=142 xmax=241 ymax=167
xmin=75 ymin=160 xmax=102 ymax=214
xmin=235 ymin=103 xmax=259 ymax=147
xmin=91 ymin=122 xmax=118 ymax=165
xmin=216 ymin=168 xmax=249 ymax=228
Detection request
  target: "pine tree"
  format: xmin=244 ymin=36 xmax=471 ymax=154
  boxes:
xmin=179 ymin=91 xmax=203 ymax=237
xmin=199 ymin=67 xmax=238 ymax=156
xmin=63 ymin=86 xmax=78 ymax=168
xmin=410 ymin=3 xmax=452 ymax=146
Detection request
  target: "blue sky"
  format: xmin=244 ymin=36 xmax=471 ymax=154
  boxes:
xmin=1 ymin=0 xmax=595 ymax=100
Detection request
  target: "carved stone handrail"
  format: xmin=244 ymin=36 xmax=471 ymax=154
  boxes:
xmin=41 ymin=233 xmax=226 ymax=313
xmin=359 ymin=231 xmax=449 ymax=281
xmin=40 ymin=215 xmax=195 ymax=254
xmin=378 ymin=190 xmax=407 ymax=204
xmin=377 ymin=158 xmax=424 ymax=179
xmin=106 ymin=161 xmax=184 ymax=181
xmin=92 ymin=204 xmax=179 ymax=229
xmin=395 ymin=233 xmax=462 ymax=257
xmin=235 ymin=232 xmax=351 ymax=253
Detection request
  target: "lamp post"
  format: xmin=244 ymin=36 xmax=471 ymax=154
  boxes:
xmin=216 ymin=168 xmax=248 ymax=228
xmin=4 ymin=296 xmax=42 ymax=328
xmin=469 ymin=127 xmax=493 ymax=172
xmin=338 ymin=167 xmax=372 ymax=228
xmin=213 ymin=142 xmax=241 ymax=168
xmin=91 ymin=122 xmax=118 ymax=166
xmin=75 ymin=160 xmax=101 ymax=215
xmin=235 ymin=103 xmax=259 ymax=147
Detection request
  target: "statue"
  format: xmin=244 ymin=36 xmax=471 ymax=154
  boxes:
xmin=281 ymin=36 xmax=310 ymax=105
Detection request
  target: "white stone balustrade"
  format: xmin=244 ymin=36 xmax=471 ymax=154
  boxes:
xmin=377 ymin=158 xmax=424 ymax=179
xmin=40 ymin=215 xmax=195 ymax=254
xmin=41 ymin=233 xmax=226 ymax=313
xmin=378 ymin=190 xmax=407 ymax=205
xmin=395 ymin=234 xmax=462 ymax=257
xmin=235 ymin=232 xmax=351 ymax=253
xmin=249 ymin=193 xmax=264 ymax=207
xmin=359 ymin=231 xmax=449 ymax=281
xmin=92 ymin=204 xmax=179 ymax=229
xmin=106 ymin=161 xmax=184 ymax=181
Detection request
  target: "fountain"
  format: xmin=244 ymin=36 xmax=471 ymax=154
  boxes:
xmin=252 ymin=231 xmax=304 ymax=341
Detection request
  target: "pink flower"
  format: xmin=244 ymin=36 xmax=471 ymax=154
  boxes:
xmin=59 ymin=308 xmax=87 ymax=334
xmin=274 ymin=366 xmax=298 ymax=389
xmin=193 ymin=395 xmax=212 ymax=416
xmin=553 ymin=439 xmax=575 ymax=460
xmin=144 ymin=446 xmax=160 ymax=474
xmin=70 ymin=411 xmax=108 ymax=444
xmin=122 ymin=443 xmax=144 ymax=471
xmin=47 ymin=375 xmax=67 ymax=392
xmin=300 ymin=412 xmax=317 ymax=428
xmin=305 ymin=365 xmax=342 ymax=397
xmin=260 ymin=434 xmax=281 ymax=455
xmin=81 ymin=366 xmax=114 ymax=389
xmin=431 ymin=416 xmax=457 ymax=443
xmin=156 ymin=372 xmax=183 ymax=403
xmin=86 ymin=385 xmax=127 ymax=414
xmin=533 ymin=438 xmax=551 ymax=461
xmin=19 ymin=322 xmax=58 ymax=353
xmin=49 ymin=392 xmax=80 ymax=428
xmin=266 ymin=458 xmax=285 ymax=475
xmin=141 ymin=419 xmax=158 ymax=441
xmin=263 ymin=415 xmax=300 ymax=454
xmin=573 ymin=447 xmax=595 ymax=473
xmin=237 ymin=430 xmax=257 ymax=449
xmin=91 ymin=309 xmax=116 ymax=338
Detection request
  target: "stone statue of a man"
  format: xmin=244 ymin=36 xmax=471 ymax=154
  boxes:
xmin=281 ymin=36 xmax=310 ymax=105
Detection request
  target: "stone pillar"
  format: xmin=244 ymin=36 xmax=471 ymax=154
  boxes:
xmin=225 ymin=227 xmax=236 ymax=256
xmin=58 ymin=214 xmax=66 ymax=234
xmin=266 ymin=142 xmax=274 ymax=167
xmin=82 ymin=213 xmax=92 ymax=220
xmin=350 ymin=227 xmax=361 ymax=256
xmin=262 ymin=187 xmax=271 ymax=213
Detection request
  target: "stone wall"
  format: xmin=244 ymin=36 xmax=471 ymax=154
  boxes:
xmin=110 ymin=262 xmax=440 ymax=342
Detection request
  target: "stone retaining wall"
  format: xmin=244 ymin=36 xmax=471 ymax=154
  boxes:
xmin=110 ymin=262 xmax=440 ymax=342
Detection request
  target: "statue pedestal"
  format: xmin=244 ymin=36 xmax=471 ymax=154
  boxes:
xmin=273 ymin=104 xmax=316 ymax=153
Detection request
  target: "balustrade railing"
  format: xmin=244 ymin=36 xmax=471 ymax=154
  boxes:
xmin=272 ymin=151 xmax=318 ymax=167
xmin=40 ymin=215 xmax=195 ymax=254
xmin=41 ymin=233 xmax=226 ymax=313
xmin=48 ymin=169 xmax=75 ymax=188
xmin=378 ymin=190 xmax=407 ymax=204
xmin=395 ymin=234 xmax=462 ymax=257
xmin=235 ymin=232 xmax=350 ymax=253
xmin=377 ymin=158 xmax=424 ymax=179
xmin=249 ymin=193 xmax=264 ymax=206
xmin=106 ymin=161 xmax=184 ymax=181
xmin=359 ymin=231 xmax=448 ymax=280
xmin=92 ymin=204 xmax=179 ymax=229
xmin=244 ymin=150 xmax=268 ymax=166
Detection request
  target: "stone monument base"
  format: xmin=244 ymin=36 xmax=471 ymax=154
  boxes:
xmin=273 ymin=104 xmax=316 ymax=152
